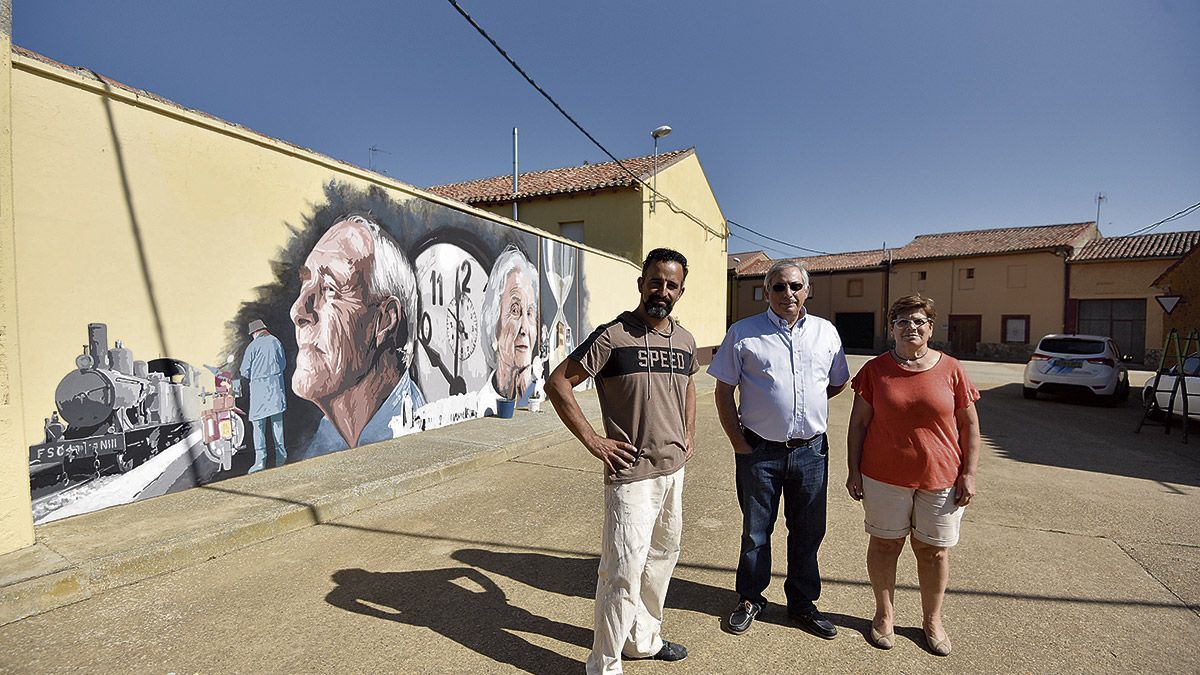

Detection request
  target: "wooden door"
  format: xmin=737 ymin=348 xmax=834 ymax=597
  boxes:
xmin=948 ymin=315 xmax=981 ymax=356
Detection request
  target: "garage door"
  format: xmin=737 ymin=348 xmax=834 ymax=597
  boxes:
xmin=835 ymin=312 xmax=875 ymax=351
xmin=1077 ymin=299 xmax=1145 ymax=360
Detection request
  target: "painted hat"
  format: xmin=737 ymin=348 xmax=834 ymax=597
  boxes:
xmin=247 ymin=319 xmax=267 ymax=334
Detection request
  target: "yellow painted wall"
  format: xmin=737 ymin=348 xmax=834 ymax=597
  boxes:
xmin=2 ymin=54 xmax=633 ymax=547
xmin=0 ymin=7 xmax=35 ymax=555
xmin=1070 ymin=258 xmax=1176 ymax=356
xmin=641 ymin=154 xmax=728 ymax=351
xmin=478 ymin=152 xmax=728 ymax=352
xmin=1156 ymin=252 xmax=1200 ymax=353
xmin=578 ymin=254 xmax=640 ymax=333
xmin=890 ymin=251 xmax=1067 ymax=345
xmin=476 ymin=188 xmax=644 ymax=263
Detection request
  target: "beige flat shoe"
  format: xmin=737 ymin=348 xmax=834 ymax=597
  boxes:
xmin=869 ymin=624 xmax=895 ymax=650
xmin=924 ymin=629 xmax=952 ymax=656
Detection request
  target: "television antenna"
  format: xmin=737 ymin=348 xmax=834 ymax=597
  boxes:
xmin=368 ymin=145 xmax=392 ymax=172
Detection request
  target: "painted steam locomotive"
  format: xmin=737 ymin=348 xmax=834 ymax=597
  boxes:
xmin=28 ymin=323 xmax=207 ymax=480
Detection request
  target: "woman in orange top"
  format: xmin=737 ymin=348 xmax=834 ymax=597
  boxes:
xmin=846 ymin=295 xmax=981 ymax=656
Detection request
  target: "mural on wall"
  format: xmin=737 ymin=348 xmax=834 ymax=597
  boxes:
xmin=539 ymin=239 xmax=580 ymax=384
xmin=27 ymin=181 xmax=582 ymax=523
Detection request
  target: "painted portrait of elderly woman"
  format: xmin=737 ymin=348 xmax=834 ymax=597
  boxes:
xmin=476 ymin=245 xmax=540 ymax=417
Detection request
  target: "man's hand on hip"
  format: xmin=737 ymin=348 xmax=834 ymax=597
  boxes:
xmin=585 ymin=436 xmax=640 ymax=473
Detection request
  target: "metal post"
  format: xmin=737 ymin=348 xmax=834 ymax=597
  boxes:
xmin=512 ymin=127 xmax=519 ymax=222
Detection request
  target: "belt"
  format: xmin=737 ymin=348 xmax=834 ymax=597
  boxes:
xmin=742 ymin=427 xmax=822 ymax=449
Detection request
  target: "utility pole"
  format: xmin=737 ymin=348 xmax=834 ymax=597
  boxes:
xmin=1095 ymin=192 xmax=1106 ymax=228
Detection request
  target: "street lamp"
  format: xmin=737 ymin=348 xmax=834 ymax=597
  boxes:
xmin=651 ymin=125 xmax=672 ymax=213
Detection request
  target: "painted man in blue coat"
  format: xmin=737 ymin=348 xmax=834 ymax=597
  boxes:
xmin=241 ymin=319 xmax=288 ymax=473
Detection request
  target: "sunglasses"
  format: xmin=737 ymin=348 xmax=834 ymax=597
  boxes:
xmin=770 ymin=282 xmax=805 ymax=293
xmin=891 ymin=318 xmax=931 ymax=329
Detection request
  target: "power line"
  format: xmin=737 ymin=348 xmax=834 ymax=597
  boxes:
xmin=445 ymin=0 xmax=725 ymax=240
xmin=726 ymin=219 xmax=829 ymax=255
xmin=728 ymin=232 xmax=795 ymax=258
xmin=1124 ymin=199 xmax=1200 ymax=236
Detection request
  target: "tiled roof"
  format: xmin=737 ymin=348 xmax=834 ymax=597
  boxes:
xmin=1153 ymin=244 xmax=1200 ymax=287
xmin=1070 ymin=231 xmax=1200 ymax=262
xmin=889 ymin=222 xmax=1097 ymax=261
xmin=738 ymin=249 xmax=889 ymax=277
xmin=426 ymin=149 xmax=694 ymax=204
xmin=728 ymin=250 xmax=768 ymax=272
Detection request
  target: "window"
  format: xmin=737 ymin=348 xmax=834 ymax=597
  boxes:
xmin=958 ymin=267 xmax=976 ymax=290
xmin=559 ymin=221 xmax=584 ymax=243
xmin=910 ymin=271 xmax=926 ymax=291
xmin=847 ymin=278 xmax=864 ymax=297
xmin=1002 ymin=315 xmax=1030 ymax=344
xmin=753 ymin=286 xmax=764 ymax=301
xmin=1007 ymin=265 xmax=1027 ymax=288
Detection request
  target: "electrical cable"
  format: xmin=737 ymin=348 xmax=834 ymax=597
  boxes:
xmin=1124 ymin=200 xmax=1200 ymax=236
xmin=726 ymin=219 xmax=829 ymax=255
xmin=445 ymin=0 xmax=726 ymax=240
xmin=728 ymin=232 xmax=796 ymax=259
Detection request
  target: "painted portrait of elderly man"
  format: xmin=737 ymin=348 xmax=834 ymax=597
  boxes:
xmin=476 ymin=245 xmax=540 ymax=417
xmin=291 ymin=215 xmax=426 ymax=456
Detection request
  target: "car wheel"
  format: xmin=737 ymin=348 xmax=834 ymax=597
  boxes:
xmin=1117 ymin=379 xmax=1130 ymax=403
xmin=1023 ymin=386 xmax=1037 ymax=400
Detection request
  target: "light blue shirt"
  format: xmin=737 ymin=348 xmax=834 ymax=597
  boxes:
xmin=303 ymin=372 xmax=427 ymax=459
xmin=239 ymin=333 xmax=287 ymax=421
xmin=707 ymin=308 xmax=850 ymax=442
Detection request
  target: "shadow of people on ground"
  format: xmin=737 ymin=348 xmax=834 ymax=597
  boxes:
xmin=326 ymin=567 xmax=590 ymax=673
xmin=450 ymin=549 xmax=738 ymax=619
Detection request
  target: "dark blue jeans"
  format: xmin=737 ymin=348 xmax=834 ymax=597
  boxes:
xmin=734 ymin=433 xmax=828 ymax=613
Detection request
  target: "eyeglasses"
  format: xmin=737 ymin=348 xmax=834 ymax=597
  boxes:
xmin=891 ymin=318 xmax=931 ymax=329
xmin=770 ymin=282 xmax=805 ymax=293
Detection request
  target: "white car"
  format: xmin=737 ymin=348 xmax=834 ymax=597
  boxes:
xmin=1023 ymin=334 xmax=1130 ymax=403
xmin=1141 ymin=353 xmax=1200 ymax=421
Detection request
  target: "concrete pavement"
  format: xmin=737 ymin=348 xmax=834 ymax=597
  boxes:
xmin=0 ymin=357 xmax=1197 ymax=673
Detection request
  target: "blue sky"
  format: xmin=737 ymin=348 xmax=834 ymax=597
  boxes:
xmin=14 ymin=1 xmax=1200 ymax=256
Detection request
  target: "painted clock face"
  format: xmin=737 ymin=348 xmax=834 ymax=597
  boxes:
xmin=412 ymin=243 xmax=488 ymax=402
xmin=446 ymin=293 xmax=478 ymax=361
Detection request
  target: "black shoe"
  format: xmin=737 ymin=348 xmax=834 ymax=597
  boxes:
xmin=727 ymin=600 xmax=761 ymax=635
xmin=789 ymin=607 xmax=838 ymax=639
xmin=627 ymin=640 xmax=688 ymax=662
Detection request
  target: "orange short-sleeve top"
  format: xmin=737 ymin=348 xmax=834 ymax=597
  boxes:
xmin=851 ymin=352 xmax=980 ymax=490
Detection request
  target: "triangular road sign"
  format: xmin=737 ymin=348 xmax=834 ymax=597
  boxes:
xmin=1156 ymin=295 xmax=1182 ymax=314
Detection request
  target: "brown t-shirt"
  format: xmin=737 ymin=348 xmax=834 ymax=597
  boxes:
xmin=571 ymin=311 xmax=698 ymax=484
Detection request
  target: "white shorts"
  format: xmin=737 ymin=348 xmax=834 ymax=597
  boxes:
xmin=862 ymin=474 xmax=964 ymax=547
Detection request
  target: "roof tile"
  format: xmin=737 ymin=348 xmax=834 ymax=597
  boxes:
xmin=1070 ymin=231 xmax=1200 ymax=261
xmin=426 ymin=149 xmax=693 ymax=204
xmin=889 ymin=222 xmax=1096 ymax=261
xmin=728 ymin=250 xmax=769 ymax=272
xmin=738 ymin=249 xmax=889 ymax=277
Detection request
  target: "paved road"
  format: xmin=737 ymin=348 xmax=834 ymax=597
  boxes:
xmin=1 ymin=358 xmax=1197 ymax=673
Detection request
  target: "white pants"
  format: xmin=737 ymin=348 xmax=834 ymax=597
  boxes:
xmin=586 ymin=467 xmax=685 ymax=675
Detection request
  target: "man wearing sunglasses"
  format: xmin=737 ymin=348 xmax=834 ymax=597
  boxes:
xmin=708 ymin=260 xmax=850 ymax=639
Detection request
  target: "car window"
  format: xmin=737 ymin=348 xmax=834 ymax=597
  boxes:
xmin=1108 ymin=340 xmax=1123 ymax=358
xmin=1038 ymin=338 xmax=1105 ymax=355
xmin=1185 ymin=355 xmax=1200 ymax=377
